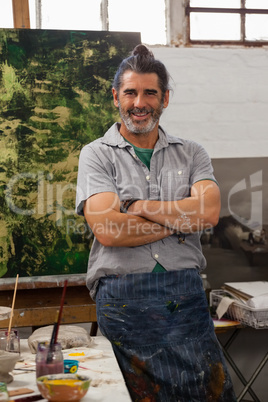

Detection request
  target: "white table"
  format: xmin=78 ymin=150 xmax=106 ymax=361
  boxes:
xmin=8 ymin=336 xmax=131 ymax=402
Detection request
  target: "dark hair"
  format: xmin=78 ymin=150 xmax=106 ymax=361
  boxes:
xmin=113 ymin=44 xmax=171 ymax=99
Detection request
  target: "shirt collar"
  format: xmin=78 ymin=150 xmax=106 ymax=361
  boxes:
xmin=101 ymin=122 xmax=183 ymax=149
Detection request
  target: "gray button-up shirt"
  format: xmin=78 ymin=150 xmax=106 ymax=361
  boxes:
xmin=76 ymin=123 xmax=216 ymax=299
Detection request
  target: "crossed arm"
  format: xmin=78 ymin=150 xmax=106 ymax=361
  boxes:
xmin=83 ymin=179 xmax=221 ymax=248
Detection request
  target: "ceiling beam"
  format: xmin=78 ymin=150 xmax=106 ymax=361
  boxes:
xmin=12 ymin=0 xmax=30 ymax=28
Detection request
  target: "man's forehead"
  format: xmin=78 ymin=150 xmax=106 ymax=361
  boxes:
xmin=120 ymin=71 xmax=160 ymax=89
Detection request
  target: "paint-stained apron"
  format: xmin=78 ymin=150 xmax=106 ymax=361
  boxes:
xmin=95 ymin=269 xmax=237 ymax=402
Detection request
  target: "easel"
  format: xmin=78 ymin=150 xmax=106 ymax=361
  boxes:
xmin=12 ymin=0 xmax=30 ymax=29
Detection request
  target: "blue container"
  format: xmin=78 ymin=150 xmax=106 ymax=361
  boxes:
xmin=63 ymin=359 xmax=79 ymax=374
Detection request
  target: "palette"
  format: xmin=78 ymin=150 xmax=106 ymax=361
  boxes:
xmin=63 ymin=348 xmax=103 ymax=361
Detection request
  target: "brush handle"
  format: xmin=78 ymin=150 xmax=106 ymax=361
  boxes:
xmin=50 ymin=312 xmax=59 ymax=346
xmin=46 ymin=311 xmax=59 ymax=363
xmin=46 ymin=280 xmax=68 ymax=363
xmin=54 ymin=280 xmax=68 ymax=344
xmin=8 ymin=274 xmax=19 ymax=336
xmin=9 ymin=395 xmax=43 ymax=402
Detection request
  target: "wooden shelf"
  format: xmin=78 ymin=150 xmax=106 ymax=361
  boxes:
xmin=0 ymin=274 xmax=98 ymax=335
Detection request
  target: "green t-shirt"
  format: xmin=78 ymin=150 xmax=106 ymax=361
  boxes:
xmin=127 ymin=140 xmax=166 ymax=273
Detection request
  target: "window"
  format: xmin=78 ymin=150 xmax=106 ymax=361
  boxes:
xmin=0 ymin=0 xmax=166 ymax=45
xmin=108 ymin=0 xmax=166 ymax=45
xmin=32 ymin=0 xmax=102 ymax=31
xmin=1 ymin=1 xmax=268 ymax=47
xmin=0 ymin=0 xmax=13 ymax=28
xmin=186 ymin=0 xmax=268 ymax=45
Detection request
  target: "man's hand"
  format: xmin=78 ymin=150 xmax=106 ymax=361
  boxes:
xmin=125 ymin=180 xmax=221 ymax=234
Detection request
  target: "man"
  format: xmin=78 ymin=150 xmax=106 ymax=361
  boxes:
xmin=76 ymin=45 xmax=236 ymax=401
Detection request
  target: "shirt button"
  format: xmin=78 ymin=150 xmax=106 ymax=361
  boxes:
xmin=146 ymin=175 xmax=150 ymax=180
xmin=178 ymin=170 xmax=182 ymax=175
xmin=154 ymin=254 xmax=159 ymax=259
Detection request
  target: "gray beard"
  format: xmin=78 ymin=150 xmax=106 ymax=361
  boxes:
xmin=118 ymin=103 xmax=163 ymax=135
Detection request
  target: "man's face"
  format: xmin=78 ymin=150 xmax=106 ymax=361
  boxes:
xmin=112 ymin=71 xmax=169 ymax=135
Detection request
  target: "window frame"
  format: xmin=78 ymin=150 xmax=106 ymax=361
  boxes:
xmin=5 ymin=0 xmax=268 ymax=47
xmin=185 ymin=0 xmax=268 ymax=46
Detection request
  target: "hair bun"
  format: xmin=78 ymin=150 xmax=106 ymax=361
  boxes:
xmin=132 ymin=44 xmax=153 ymax=58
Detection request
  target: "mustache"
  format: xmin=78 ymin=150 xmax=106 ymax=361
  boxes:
xmin=128 ymin=107 xmax=154 ymax=114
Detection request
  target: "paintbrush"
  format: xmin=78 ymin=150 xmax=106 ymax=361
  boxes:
xmin=50 ymin=310 xmax=59 ymax=346
xmin=45 ymin=310 xmax=59 ymax=364
xmin=6 ymin=274 xmax=19 ymax=350
xmin=54 ymin=279 xmax=68 ymax=344
xmin=46 ymin=280 xmax=68 ymax=363
xmin=9 ymin=395 xmax=43 ymax=402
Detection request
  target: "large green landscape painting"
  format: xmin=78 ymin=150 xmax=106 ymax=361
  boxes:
xmin=0 ymin=29 xmax=140 ymax=278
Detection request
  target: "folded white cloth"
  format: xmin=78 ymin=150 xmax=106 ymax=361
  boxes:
xmin=216 ymin=297 xmax=235 ymax=320
xmin=247 ymin=293 xmax=268 ymax=309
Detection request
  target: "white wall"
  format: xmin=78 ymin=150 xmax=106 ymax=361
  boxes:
xmin=151 ymin=46 xmax=268 ymax=401
xmin=152 ymin=47 xmax=268 ymax=159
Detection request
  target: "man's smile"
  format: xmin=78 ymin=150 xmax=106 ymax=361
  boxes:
xmin=129 ymin=108 xmax=152 ymax=121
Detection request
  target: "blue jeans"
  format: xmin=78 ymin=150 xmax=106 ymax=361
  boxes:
xmin=95 ymin=269 xmax=236 ymax=402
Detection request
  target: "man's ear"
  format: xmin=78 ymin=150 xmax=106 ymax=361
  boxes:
xmin=112 ymin=88 xmax=119 ymax=108
xmin=163 ymin=90 xmax=170 ymax=109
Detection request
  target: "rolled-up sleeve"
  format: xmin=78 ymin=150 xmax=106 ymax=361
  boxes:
xmin=76 ymin=143 xmax=118 ymax=216
xmin=190 ymin=143 xmax=217 ymax=186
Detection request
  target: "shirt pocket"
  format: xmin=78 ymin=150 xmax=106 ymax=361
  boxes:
xmin=159 ymin=168 xmax=191 ymax=200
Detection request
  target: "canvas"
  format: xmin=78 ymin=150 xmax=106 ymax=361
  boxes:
xmin=0 ymin=28 xmax=140 ymax=278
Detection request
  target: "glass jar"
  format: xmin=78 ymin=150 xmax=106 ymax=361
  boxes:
xmin=0 ymin=382 xmax=9 ymax=402
xmin=0 ymin=329 xmax=20 ymax=355
xmin=36 ymin=342 xmax=64 ymax=378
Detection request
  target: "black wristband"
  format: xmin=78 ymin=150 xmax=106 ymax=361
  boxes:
xmin=120 ymin=198 xmax=140 ymax=213
xmin=177 ymin=232 xmax=186 ymax=244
